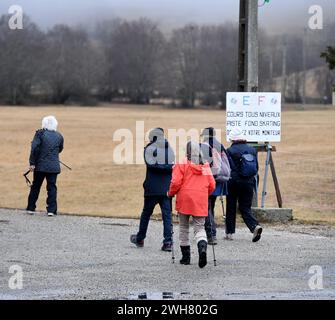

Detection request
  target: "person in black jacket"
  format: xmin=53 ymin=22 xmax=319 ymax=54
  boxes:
xmin=130 ymin=128 xmax=175 ymax=251
xmin=226 ymin=128 xmax=263 ymax=242
xmin=26 ymin=116 xmax=64 ymax=217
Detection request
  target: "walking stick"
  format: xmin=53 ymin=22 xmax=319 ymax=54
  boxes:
xmin=60 ymin=161 xmax=72 ymax=171
xmin=208 ymin=201 xmax=217 ymax=266
xmin=219 ymin=184 xmax=226 ymax=233
xmin=170 ymin=197 xmax=175 ymax=264
xmin=23 ymin=170 xmax=32 ymax=187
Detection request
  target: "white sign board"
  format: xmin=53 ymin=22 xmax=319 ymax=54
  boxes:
xmin=226 ymin=92 xmax=281 ymax=142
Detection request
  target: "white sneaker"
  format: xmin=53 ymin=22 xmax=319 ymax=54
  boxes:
xmin=224 ymin=234 xmax=233 ymax=241
xmin=26 ymin=210 xmax=35 ymax=215
xmin=47 ymin=212 xmax=55 ymax=217
xmin=252 ymin=225 xmax=263 ymax=242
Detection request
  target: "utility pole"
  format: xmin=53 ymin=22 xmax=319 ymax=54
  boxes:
xmin=282 ymin=36 xmax=287 ymax=103
xmin=238 ymin=0 xmax=259 ymax=206
xmin=269 ymin=50 xmax=273 ymax=81
xmin=301 ymin=28 xmax=307 ymax=104
xmin=282 ymin=38 xmax=287 ymax=77
xmin=238 ymin=0 xmax=259 ymax=92
xmin=236 ymin=0 xmax=286 ymax=213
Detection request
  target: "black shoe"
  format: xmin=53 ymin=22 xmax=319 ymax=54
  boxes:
xmin=197 ymin=240 xmax=207 ymax=268
xmin=180 ymin=246 xmax=191 ymax=265
xmin=161 ymin=243 xmax=172 ymax=252
xmin=130 ymin=234 xmax=144 ymax=247
xmin=252 ymin=226 xmax=263 ymax=243
xmin=207 ymin=236 xmax=218 ymax=245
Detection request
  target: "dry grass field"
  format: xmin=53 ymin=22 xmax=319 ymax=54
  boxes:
xmin=0 ymin=105 xmax=334 ymax=224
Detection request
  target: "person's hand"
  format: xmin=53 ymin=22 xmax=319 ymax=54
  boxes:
xmin=167 ymin=191 xmax=172 ymax=198
xmin=29 ymin=165 xmax=35 ymax=172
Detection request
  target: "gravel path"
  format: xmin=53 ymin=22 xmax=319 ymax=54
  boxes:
xmin=0 ymin=208 xmax=334 ymax=300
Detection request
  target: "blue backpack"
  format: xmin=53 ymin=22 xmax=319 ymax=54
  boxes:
xmin=239 ymin=152 xmax=258 ymax=178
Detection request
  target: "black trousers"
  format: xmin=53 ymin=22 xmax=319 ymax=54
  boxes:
xmin=226 ymin=179 xmax=259 ymax=234
xmin=137 ymin=196 xmax=172 ymax=245
xmin=27 ymin=171 xmax=58 ymax=214
xmin=205 ymin=196 xmax=218 ymax=238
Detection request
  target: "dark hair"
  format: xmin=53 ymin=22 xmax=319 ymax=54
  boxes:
xmin=201 ymin=127 xmax=216 ymax=138
xmin=149 ymin=128 xmax=164 ymax=143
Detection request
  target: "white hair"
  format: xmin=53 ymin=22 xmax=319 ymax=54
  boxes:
xmin=42 ymin=116 xmax=58 ymax=131
xmin=187 ymin=141 xmax=203 ymax=164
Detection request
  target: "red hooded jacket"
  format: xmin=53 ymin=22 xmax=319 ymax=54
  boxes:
xmin=168 ymin=158 xmax=216 ymax=217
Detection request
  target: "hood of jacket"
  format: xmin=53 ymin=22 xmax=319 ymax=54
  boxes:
xmin=189 ymin=162 xmax=203 ymax=175
xmin=185 ymin=159 xmax=211 ymax=176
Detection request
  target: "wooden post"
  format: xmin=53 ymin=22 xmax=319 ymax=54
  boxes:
xmin=250 ymin=144 xmax=283 ymax=208
xmin=261 ymin=143 xmax=272 ymax=208
xmin=269 ymin=152 xmax=283 ymax=208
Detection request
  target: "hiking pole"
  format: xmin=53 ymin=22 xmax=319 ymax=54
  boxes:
xmin=23 ymin=170 xmax=32 ymax=187
xmin=219 ymin=186 xmax=226 ymax=234
xmin=208 ymin=201 xmax=217 ymax=266
xmin=170 ymin=197 xmax=175 ymax=264
xmin=60 ymin=161 xmax=72 ymax=171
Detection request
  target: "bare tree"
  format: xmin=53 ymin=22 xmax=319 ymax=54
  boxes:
xmin=167 ymin=24 xmax=237 ymax=108
xmin=43 ymin=25 xmax=101 ymax=104
xmin=0 ymin=15 xmax=45 ymax=105
xmin=95 ymin=19 xmax=122 ymax=101
xmin=1 ymin=14 xmax=333 ymax=107
xmin=198 ymin=24 xmax=238 ymax=107
xmin=169 ymin=24 xmax=201 ymax=108
xmin=100 ymin=18 xmax=164 ymax=104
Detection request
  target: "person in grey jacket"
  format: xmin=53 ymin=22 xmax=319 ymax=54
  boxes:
xmin=26 ymin=116 xmax=64 ymax=216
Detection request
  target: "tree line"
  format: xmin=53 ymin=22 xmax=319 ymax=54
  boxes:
xmin=0 ymin=15 xmax=334 ymax=107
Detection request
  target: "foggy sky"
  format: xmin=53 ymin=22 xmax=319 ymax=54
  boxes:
xmin=0 ymin=0 xmax=334 ymax=33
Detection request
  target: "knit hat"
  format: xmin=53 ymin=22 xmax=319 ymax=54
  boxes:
xmin=200 ymin=127 xmax=216 ymax=138
xmin=229 ymin=128 xmax=246 ymax=142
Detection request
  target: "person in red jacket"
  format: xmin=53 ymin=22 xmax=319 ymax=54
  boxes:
xmin=168 ymin=141 xmax=215 ymax=268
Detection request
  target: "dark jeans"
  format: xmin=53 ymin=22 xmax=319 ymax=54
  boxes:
xmin=205 ymin=196 xmax=218 ymax=238
xmin=27 ymin=171 xmax=58 ymax=214
xmin=226 ymin=179 xmax=259 ymax=234
xmin=137 ymin=196 xmax=172 ymax=245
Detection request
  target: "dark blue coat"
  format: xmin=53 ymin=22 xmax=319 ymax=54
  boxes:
xmin=227 ymin=142 xmax=258 ymax=182
xmin=29 ymin=129 xmax=64 ymax=173
xmin=143 ymin=139 xmax=175 ymax=197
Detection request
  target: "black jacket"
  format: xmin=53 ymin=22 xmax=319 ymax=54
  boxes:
xmin=29 ymin=129 xmax=64 ymax=173
xmin=143 ymin=139 xmax=175 ymax=197
xmin=227 ymin=142 xmax=258 ymax=182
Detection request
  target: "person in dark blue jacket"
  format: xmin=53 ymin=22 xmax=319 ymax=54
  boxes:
xmin=26 ymin=116 xmax=64 ymax=217
xmin=200 ymin=127 xmax=231 ymax=245
xmin=226 ymin=128 xmax=263 ymax=242
xmin=130 ymin=128 xmax=175 ymax=251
